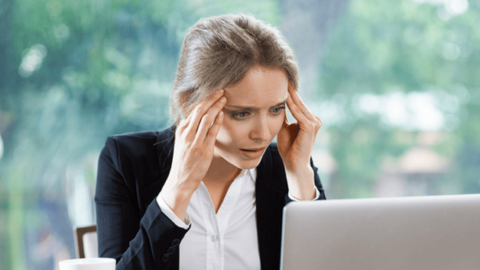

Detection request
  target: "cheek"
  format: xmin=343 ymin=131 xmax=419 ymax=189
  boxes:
xmin=270 ymin=112 xmax=285 ymax=135
xmin=216 ymin=117 xmax=242 ymax=145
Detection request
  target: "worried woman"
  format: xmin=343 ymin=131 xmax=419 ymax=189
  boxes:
xmin=95 ymin=13 xmax=326 ymax=270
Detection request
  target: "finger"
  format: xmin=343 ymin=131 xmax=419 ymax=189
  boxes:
xmin=184 ymin=109 xmax=195 ymax=122
xmin=314 ymin=115 xmax=323 ymax=137
xmin=288 ymin=84 xmax=315 ymax=121
xmin=286 ymin=93 xmax=309 ymax=124
xmin=177 ymin=111 xmax=194 ymax=133
xmin=194 ymin=96 xmax=227 ymax=145
xmin=287 ymin=95 xmax=318 ymax=134
xmin=315 ymin=115 xmax=323 ymax=129
xmin=184 ymin=89 xmax=225 ymax=138
xmin=204 ymin=111 xmax=224 ymax=148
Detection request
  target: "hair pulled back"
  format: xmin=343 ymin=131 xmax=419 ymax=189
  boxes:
xmin=170 ymin=14 xmax=299 ymax=125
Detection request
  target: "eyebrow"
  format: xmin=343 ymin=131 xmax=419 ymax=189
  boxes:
xmin=225 ymin=97 xmax=288 ymax=110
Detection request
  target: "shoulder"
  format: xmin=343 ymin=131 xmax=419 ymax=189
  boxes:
xmin=106 ymin=131 xmax=158 ymax=147
xmin=100 ymin=127 xmax=174 ymax=172
xmin=103 ymin=131 xmax=158 ymax=161
xmin=103 ymin=127 xmax=173 ymax=156
xmin=98 ymin=126 xmax=175 ymax=193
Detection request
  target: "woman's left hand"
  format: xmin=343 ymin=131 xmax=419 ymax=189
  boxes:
xmin=277 ymin=82 xmax=322 ymax=200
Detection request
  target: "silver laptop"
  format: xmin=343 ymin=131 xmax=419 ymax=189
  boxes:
xmin=280 ymin=194 xmax=480 ymax=270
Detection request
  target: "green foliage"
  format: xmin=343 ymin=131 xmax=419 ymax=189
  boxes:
xmin=317 ymin=0 xmax=480 ymax=198
xmin=1 ymin=0 xmax=479 ymax=268
xmin=0 ymin=0 xmax=281 ymax=268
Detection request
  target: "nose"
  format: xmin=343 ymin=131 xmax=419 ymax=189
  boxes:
xmin=249 ymin=114 xmax=270 ymax=142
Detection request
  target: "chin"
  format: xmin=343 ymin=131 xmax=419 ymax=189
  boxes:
xmin=217 ymin=147 xmax=266 ymax=170
xmin=233 ymin=158 xmax=263 ymax=170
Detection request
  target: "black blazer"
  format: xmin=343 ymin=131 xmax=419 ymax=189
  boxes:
xmin=95 ymin=126 xmax=326 ymax=270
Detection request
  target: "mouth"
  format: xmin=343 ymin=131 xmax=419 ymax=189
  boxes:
xmin=239 ymin=147 xmax=267 ymax=160
xmin=240 ymin=147 xmax=266 ymax=152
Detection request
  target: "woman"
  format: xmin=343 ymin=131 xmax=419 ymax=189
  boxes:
xmin=95 ymin=14 xmax=326 ymax=270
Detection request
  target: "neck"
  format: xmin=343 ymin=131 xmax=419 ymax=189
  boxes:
xmin=204 ymin=152 xmax=242 ymax=185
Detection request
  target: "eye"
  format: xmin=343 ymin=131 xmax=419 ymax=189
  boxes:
xmin=271 ymin=106 xmax=285 ymax=114
xmin=232 ymin=111 xmax=250 ymax=120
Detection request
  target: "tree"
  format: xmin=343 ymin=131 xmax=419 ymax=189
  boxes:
xmin=316 ymin=0 xmax=480 ymax=198
xmin=0 ymin=0 xmax=281 ymax=269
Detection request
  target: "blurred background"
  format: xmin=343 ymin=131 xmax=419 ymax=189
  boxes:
xmin=1 ymin=0 xmax=479 ymax=269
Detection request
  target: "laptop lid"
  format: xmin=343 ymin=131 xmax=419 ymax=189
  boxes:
xmin=280 ymin=194 xmax=480 ymax=270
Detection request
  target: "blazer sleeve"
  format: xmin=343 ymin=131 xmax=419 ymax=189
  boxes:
xmin=284 ymin=157 xmax=326 ymax=205
xmin=95 ymin=137 xmax=189 ymax=270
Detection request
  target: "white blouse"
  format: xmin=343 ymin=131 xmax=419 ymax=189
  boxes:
xmin=157 ymin=168 xmax=319 ymax=270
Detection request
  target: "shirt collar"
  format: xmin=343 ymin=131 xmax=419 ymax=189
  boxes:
xmin=243 ymin=167 xmax=257 ymax=183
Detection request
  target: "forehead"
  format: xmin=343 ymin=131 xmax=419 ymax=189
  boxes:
xmin=224 ymin=66 xmax=289 ymax=108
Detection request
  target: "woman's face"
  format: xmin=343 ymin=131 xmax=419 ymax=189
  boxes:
xmin=214 ymin=65 xmax=289 ymax=169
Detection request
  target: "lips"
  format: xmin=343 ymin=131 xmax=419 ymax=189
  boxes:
xmin=240 ymin=147 xmax=265 ymax=152
xmin=239 ymin=147 xmax=267 ymax=159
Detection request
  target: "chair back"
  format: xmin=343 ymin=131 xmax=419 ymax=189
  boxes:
xmin=74 ymin=225 xmax=98 ymax=258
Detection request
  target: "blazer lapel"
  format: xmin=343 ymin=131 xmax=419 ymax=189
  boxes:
xmin=256 ymin=146 xmax=287 ymax=270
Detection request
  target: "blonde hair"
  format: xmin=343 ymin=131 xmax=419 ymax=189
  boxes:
xmin=170 ymin=14 xmax=299 ymax=125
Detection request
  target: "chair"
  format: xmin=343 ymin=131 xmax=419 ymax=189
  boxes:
xmin=74 ymin=224 xmax=98 ymax=258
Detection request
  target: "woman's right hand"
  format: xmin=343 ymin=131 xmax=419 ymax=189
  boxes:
xmin=160 ymin=89 xmax=226 ymax=221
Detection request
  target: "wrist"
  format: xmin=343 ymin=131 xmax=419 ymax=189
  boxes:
xmin=160 ymin=178 xmax=196 ymax=221
xmin=163 ymin=173 xmax=200 ymax=195
xmin=285 ymin=166 xmax=316 ymax=201
xmin=283 ymin=157 xmax=311 ymax=173
xmin=285 ymin=164 xmax=313 ymax=180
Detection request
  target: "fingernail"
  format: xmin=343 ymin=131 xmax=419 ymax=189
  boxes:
xmin=217 ymin=89 xmax=224 ymax=95
xmin=220 ymin=97 xmax=227 ymax=103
